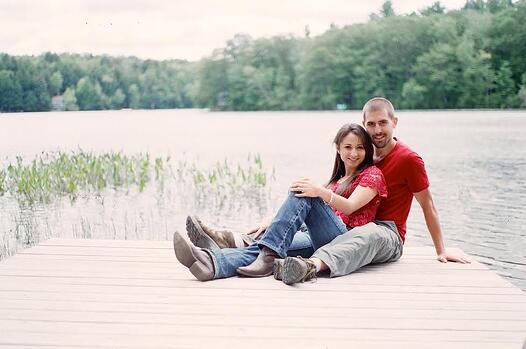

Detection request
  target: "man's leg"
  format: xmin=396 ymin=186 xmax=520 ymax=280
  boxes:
xmin=312 ymin=221 xmax=403 ymax=277
xmin=186 ymin=216 xmax=242 ymax=249
xmin=206 ymin=243 xmax=260 ymax=279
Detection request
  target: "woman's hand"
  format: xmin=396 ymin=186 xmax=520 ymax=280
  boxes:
xmin=290 ymin=178 xmax=322 ymax=198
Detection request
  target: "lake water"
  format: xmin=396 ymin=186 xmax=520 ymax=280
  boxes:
xmin=1 ymin=109 xmax=525 ymax=290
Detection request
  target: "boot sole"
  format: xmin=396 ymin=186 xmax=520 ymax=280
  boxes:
xmin=282 ymin=257 xmax=306 ymax=285
xmin=186 ymin=216 xmax=221 ymax=250
xmin=273 ymin=259 xmax=284 ymax=280
xmin=173 ymin=232 xmax=197 ymax=268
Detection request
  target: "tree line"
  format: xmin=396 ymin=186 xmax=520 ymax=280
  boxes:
xmin=0 ymin=54 xmax=193 ymax=112
xmin=1 ymin=0 xmax=525 ymax=113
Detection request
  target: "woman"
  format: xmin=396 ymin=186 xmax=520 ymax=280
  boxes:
xmin=173 ymin=123 xmax=387 ymax=282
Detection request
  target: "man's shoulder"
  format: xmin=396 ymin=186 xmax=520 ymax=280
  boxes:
xmin=393 ymin=140 xmax=424 ymax=164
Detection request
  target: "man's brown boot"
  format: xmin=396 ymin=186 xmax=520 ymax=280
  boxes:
xmin=236 ymin=247 xmax=278 ymax=277
xmin=282 ymin=256 xmax=317 ymax=285
xmin=186 ymin=216 xmax=237 ymax=250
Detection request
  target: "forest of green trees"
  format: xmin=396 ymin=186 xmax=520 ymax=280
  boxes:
xmin=0 ymin=0 xmax=525 ymax=112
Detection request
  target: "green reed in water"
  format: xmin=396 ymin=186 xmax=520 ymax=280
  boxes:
xmin=0 ymin=151 xmax=273 ymax=260
xmin=0 ymin=151 xmax=271 ymax=206
xmin=190 ymin=153 xmax=267 ymax=187
xmin=0 ymin=151 xmax=159 ymax=204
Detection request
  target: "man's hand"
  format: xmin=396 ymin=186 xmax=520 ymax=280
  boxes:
xmin=247 ymin=225 xmax=266 ymax=239
xmin=437 ymin=251 xmax=471 ymax=264
xmin=247 ymin=216 xmax=273 ymax=239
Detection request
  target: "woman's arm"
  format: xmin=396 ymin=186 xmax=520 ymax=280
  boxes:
xmin=321 ymin=185 xmax=377 ymax=215
xmin=290 ymin=179 xmax=378 ymax=215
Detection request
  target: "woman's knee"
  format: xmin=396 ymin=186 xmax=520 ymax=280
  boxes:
xmin=287 ymin=191 xmax=308 ymax=200
xmin=286 ymin=191 xmax=313 ymax=205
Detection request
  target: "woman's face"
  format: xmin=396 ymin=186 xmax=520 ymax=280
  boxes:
xmin=337 ymin=132 xmax=366 ymax=171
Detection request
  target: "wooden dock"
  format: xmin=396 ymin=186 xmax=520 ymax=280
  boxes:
xmin=0 ymin=238 xmax=525 ymax=349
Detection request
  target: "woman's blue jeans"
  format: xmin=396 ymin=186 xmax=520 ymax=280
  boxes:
xmin=208 ymin=192 xmax=348 ymax=279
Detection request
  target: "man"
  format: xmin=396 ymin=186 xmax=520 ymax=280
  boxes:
xmin=174 ymin=97 xmax=469 ymax=283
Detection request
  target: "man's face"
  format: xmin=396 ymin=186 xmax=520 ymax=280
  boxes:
xmin=363 ymin=109 xmax=397 ymax=149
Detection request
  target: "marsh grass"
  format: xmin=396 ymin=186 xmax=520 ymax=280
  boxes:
xmin=0 ymin=151 xmax=271 ymax=206
xmin=0 ymin=151 xmax=155 ymax=205
xmin=180 ymin=153 xmax=274 ymax=213
xmin=0 ymin=150 xmax=274 ymax=259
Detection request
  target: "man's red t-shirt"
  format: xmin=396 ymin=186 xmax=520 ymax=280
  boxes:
xmin=374 ymin=140 xmax=429 ymax=242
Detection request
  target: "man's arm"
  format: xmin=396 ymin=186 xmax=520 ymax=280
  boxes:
xmin=414 ymin=188 xmax=470 ymax=264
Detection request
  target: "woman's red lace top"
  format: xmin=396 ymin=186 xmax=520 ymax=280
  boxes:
xmin=330 ymin=166 xmax=387 ymax=228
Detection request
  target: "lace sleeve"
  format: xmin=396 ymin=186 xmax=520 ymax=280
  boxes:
xmin=356 ymin=166 xmax=387 ymax=198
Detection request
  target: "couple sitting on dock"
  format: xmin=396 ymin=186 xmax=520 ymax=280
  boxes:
xmin=173 ymin=97 xmax=470 ymax=284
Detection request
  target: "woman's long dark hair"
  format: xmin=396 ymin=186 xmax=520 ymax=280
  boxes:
xmin=326 ymin=123 xmax=374 ymax=195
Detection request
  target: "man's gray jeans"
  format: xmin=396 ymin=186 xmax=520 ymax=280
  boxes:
xmin=312 ymin=220 xmax=403 ymax=277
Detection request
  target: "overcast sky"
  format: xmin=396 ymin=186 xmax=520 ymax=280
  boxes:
xmin=1 ymin=0 xmax=467 ymax=61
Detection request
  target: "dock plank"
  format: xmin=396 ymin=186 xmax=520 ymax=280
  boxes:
xmin=0 ymin=238 xmax=525 ymax=348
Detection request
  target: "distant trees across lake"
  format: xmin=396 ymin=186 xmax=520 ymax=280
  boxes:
xmin=1 ymin=0 xmax=525 ymax=113
xmin=0 ymin=54 xmax=193 ymax=112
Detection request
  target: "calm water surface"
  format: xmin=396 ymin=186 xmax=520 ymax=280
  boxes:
xmin=1 ymin=109 xmax=525 ymax=290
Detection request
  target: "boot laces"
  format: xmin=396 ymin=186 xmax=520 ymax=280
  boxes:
xmin=297 ymin=256 xmax=317 ymax=283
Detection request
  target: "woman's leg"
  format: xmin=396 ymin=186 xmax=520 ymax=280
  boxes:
xmin=303 ymin=197 xmax=349 ymax=249
xmin=257 ymin=192 xmax=348 ymax=257
xmin=287 ymin=230 xmax=315 ymax=257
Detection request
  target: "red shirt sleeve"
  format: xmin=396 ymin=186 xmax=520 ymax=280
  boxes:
xmin=353 ymin=166 xmax=387 ymax=198
xmin=403 ymin=152 xmax=429 ymax=193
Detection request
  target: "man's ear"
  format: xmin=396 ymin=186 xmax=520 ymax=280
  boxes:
xmin=393 ymin=116 xmax=398 ymax=127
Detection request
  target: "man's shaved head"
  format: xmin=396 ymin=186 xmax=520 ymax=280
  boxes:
xmin=362 ymin=97 xmax=395 ymax=120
